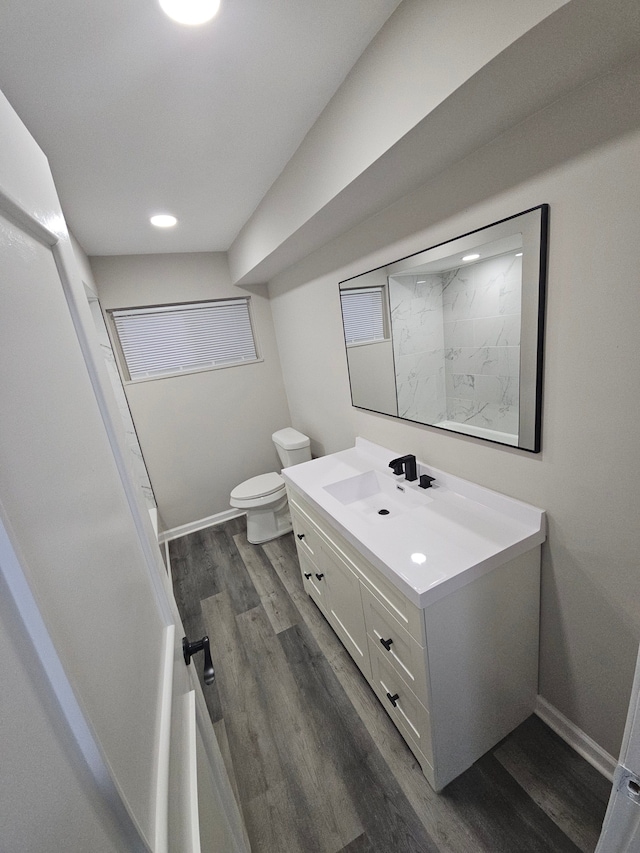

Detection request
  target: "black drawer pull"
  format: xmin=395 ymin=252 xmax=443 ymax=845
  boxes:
xmin=386 ymin=692 xmax=400 ymax=708
xmin=315 ymin=573 xmax=324 ymax=581
xmin=304 ymin=572 xmax=312 ymax=579
xmin=297 ymin=533 xmax=305 ymax=540
xmin=380 ymin=637 xmax=393 ymax=651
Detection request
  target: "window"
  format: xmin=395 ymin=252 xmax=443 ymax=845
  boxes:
xmin=339 ymin=286 xmax=387 ymax=346
xmin=110 ymin=298 xmax=259 ymax=381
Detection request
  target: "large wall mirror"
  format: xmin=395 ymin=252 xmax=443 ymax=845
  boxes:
xmin=339 ymin=205 xmax=548 ymax=452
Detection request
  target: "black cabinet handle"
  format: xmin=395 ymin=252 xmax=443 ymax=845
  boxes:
xmin=386 ymin=692 xmax=400 ymax=708
xmin=183 ymin=636 xmax=215 ymax=685
xmin=315 ymin=573 xmax=324 ymax=581
xmin=304 ymin=572 xmax=312 ymax=579
xmin=297 ymin=533 xmax=305 ymax=540
xmin=380 ymin=637 xmax=394 ymax=651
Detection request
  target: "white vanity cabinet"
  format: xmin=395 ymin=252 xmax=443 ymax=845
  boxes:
xmin=286 ymin=470 xmax=543 ymax=792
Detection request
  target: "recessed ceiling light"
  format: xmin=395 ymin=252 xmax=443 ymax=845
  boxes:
xmin=159 ymin=0 xmax=221 ymax=25
xmin=462 ymin=253 xmax=480 ymax=262
xmin=411 ymin=553 xmax=427 ymax=565
xmin=150 ymin=214 xmax=177 ymax=228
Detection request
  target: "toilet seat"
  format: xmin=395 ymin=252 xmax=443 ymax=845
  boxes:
xmin=230 ymin=472 xmax=285 ymax=506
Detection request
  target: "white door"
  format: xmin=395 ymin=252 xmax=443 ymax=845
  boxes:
xmin=0 ymin=90 xmax=248 ymax=852
xmin=596 ymin=644 xmax=640 ymax=852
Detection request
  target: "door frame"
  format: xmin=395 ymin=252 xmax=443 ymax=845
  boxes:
xmin=596 ymin=642 xmax=640 ymax=851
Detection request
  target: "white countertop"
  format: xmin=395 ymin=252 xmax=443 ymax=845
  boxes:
xmin=282 ymin=437 xmax=546 ymax=608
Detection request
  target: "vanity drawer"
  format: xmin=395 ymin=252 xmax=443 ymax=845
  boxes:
xmin=298 ymin=551 xmax=329 ymax=616
xmin=369 ymin=640 xmax=433 ymax=768
xmin=362 ymin=585 xmax=429 ymax=708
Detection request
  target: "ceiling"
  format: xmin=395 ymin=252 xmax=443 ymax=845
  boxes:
xmin=0 ymin=0 xmax=402 ymax=256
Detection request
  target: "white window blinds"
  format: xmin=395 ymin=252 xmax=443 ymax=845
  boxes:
xmin=111 ymin=298 xmax=258 ymax=380
xmin=340 ymin=287 xmax=386 ymax=345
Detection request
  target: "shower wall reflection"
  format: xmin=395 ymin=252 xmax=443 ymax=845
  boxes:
xmin=390 ymin=252 xmax=522 ymax=442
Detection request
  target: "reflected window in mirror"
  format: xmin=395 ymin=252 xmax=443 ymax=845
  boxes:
xmin=338 ymin=206 xmax=548 ymax=451
xmin=340 ymin=286 xmax=387 ymax=345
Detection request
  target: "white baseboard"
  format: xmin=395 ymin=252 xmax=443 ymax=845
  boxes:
xmin=535 ymin=695 xmax=617 ymax=781
xmin=158 ymin=509 xmax=245 ymax=544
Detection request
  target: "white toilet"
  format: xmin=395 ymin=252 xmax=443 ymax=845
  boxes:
xmin=230 ymin=428 xmax=311 ymax=544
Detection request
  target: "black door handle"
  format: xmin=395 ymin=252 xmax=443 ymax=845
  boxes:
xmin=297 ymin=533 xmax=305 ymax=540
xmin=315 ymin=573 xmax=324 ymax=581
xmin=386 ymin=692 xmax=400 ymax=708
xmin=183 ymin=635 xmax=215 ymax=685
xmin=380 ymin=637 xmax=393 ymax=651
xmin=304 ymin=572 xmax=312 ymax=579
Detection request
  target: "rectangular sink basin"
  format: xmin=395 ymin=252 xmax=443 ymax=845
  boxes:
xmin=323 ymin=470 xmax=431 ymax=522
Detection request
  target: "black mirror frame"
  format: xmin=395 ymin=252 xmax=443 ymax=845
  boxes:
xmin=339 ymin=204 xmax=549 ymax=452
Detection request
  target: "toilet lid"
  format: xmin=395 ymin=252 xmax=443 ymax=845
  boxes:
xmin=231 ymin=472 xmax=285 ymax=501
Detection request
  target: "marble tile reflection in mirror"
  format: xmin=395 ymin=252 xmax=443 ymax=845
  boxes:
xmin=339 ymin=206 xmax=548 ymax=452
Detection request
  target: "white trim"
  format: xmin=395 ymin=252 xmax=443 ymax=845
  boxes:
xmin=345 ymin=337 xmax=390 ymax=349
xmin=190 ymin=678 xmax=251 ymax=853
xmin=50 ymin=237 xmax=174 ymax=625
xmin=121 ymin=357 xmax=265 ymax=386
xmin=153 ymin=625 xmax=175 ymax=853
xmin=0 ymin=185 xmax=58 ymax=247
xmin=535 ymin=695 xmax=617 ymax=781
xmin=185 ymin=691 xmax=202 ymax=853
xmin=148 ymin=508 xmax=159 ymax=538
xmin=159 ymin=509 xmax=245 ymax=544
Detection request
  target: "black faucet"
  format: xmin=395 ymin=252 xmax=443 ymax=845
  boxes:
xmin=388 ymin=454 xmax=418 ymax=481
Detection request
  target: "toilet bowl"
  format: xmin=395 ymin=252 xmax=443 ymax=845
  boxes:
xmin=230 ymin=428 xmax=311 ymax=544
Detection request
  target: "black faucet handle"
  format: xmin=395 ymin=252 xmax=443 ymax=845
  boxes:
xmin=389 ymin=457 xmax=405 ymax=476
xmin=403 ymin=455 xmax=418 ymax=482
xmin=419 ymin=474 xmax=435 ymax=489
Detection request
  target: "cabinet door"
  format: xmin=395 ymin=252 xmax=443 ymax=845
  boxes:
xmin=323 ymin=548 xmax=371 ymax=680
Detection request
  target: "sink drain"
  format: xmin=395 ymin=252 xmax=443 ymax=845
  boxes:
xmin=378 ymin=509 xmax=390 ymax=515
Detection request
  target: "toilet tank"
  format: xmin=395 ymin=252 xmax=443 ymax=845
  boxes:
xmin=272 ymin=428 xmax=311 ymax=468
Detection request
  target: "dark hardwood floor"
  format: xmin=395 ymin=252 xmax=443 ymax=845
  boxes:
xmin=169 ymin=518 xmax=610 ymax=853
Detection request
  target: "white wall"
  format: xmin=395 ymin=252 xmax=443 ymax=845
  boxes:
xmin=267 ymin=54 xmax=640 ymax=758
xmin=228 ymin=0 xmax=569 ymax=284
xmin=91 ymin=252 xmax=291 ymax=530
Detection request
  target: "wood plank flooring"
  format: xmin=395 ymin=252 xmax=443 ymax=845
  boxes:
xmin=169 ymin=519 xmax=610 ymax=853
